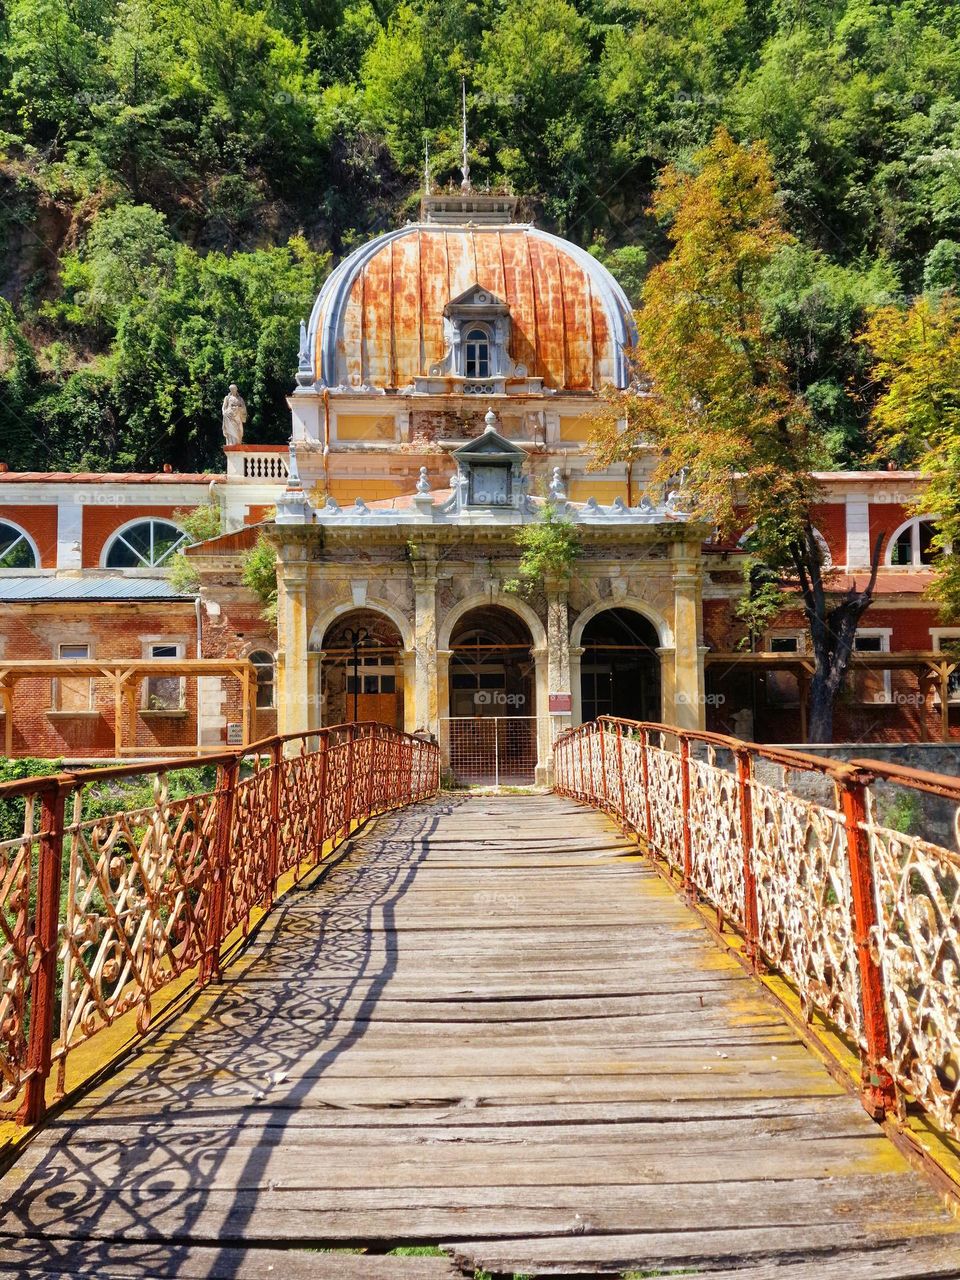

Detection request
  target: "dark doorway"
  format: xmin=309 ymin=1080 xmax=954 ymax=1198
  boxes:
xmin=580 ymin=608 xmax=661 ymax=723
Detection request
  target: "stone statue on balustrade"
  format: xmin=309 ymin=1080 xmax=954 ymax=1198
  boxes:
xmin=221 ymin=384 xmax=247 ymax=445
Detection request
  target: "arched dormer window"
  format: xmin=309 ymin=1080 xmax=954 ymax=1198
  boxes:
xmin=103 ymin=518 xmax=188 ymax=569
xmin=464 ymin=327 xmax=491 ymax=379
xmin=0 ymin=521 xmax=39 ymax=569
xmin=886 ymin=516 xmax=942 ymax=567
xmin=738 ymin=524 xmax=833 ymax=568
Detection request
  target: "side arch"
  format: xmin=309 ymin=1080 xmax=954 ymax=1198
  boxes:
xmin=309 ymin=598 xmax=414 ymax=653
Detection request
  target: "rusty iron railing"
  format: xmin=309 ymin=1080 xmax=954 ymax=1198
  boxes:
xmin=555 ymin=718 xmax=960 ymax=1140
xmin=0 ymin=723 xmax=439 ymax=1127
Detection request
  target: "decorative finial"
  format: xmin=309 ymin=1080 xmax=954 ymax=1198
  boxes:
xmin=287 ymin=439 xmax=302 ymax=488
xmin=460 ymin=77 xmax=472 ymax=193
xmin=416 ymin=465 xmax=431 ymax=494
xmin=484 ymin=406 xmax=497 ymax=432
xmin=549 ymin=467 xmax=566 ymax=501
xmin=296 ymin=320 xmax=312 ymax=386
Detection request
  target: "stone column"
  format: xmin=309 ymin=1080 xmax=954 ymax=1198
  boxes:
xmin=436 ymin=649 xmax=454 ymax=764
xmin=276 ymin=548 xmax=312 ymax=737
xmin=569 ymin=645 xmax=585 ymax=726
xmin=544 ymin=584 xmax=571 ymax=770
xmin=532 ymin=644 xmax=551 ymax=785
xmin=310 ymin=649 xmax=325 ymax=727
xmin=412 ymin=550 xmax=439 ymax=736
xmin=671 ymin=539 xmax=705 ymax=729
xmin=400 ymin=648 xmax=417 ymax=734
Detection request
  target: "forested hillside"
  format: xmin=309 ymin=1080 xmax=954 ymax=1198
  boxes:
xmin=1 ymin=0 xmax=959 ymax=471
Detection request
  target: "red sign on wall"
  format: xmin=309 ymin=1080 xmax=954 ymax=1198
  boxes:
xmin=549 ymin=693 xmax=572 ymax=714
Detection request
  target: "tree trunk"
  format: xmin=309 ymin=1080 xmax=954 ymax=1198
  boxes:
xmin=807 ymin=668 xmax=837 ymax=743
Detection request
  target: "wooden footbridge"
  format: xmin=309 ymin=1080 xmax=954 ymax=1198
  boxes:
xmin=1 ymin=721 xmax=959 ymax=1277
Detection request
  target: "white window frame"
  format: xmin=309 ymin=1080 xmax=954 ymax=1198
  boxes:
xmin=249 ymin=649 xmax=276 ymax=710
xmin=762 ymin=630 xmax=806 ymax=708
xmin=884 ymin=515 xmax=945 ymax=567
xmin=101 ymin=517 xmax=188 ymax=570
xmin=851 ymin=628 xmax=892 ymax=703
xmin=763 ymin=629 xmax=807 ymax=654
xmin=931 ymin=628 xmax=960 ymax=704
xmin=0 ymin=519 xmax=40 ymax=570
xmin=52 ymin=641 xmax=93 ymax=712
xmin=141 ymin=640 xmax=186 ymax=711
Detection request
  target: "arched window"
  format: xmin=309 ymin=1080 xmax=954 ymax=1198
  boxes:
xmin=104 ymin=519 xmax=188 ymax=568
xmin=0 ymin=521 xmax=38 ymax=569
xmin=250 ymin=650 xmax=275 ymax=708
xmin=464 ymin=327 xmax=490 ymax=379
xmin=887 ymin=517 xmax=940 ymax=566
xmin=738 ymin=524 xmax=832 ymax=568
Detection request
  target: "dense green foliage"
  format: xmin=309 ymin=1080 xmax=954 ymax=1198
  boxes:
xmin=3 ymin=0 xmax=960 ymax=469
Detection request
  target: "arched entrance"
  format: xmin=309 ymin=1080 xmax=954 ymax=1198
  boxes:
xmin=321 ymin=609 xmax=404 ymax=729
xmin=444 ymin=605 xmax=536 ymax=785
xmin=580 ymin=608 xmax=661 ymax=723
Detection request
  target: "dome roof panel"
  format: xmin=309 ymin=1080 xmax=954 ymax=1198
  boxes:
xmin=307 ymin=224 xmax=636 ymax=393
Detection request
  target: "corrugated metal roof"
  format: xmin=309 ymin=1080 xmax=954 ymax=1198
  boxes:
xmin=0 ymin=576 xmax=195 ymax=601
xmin=307 ymin=224 xmax=637 ymax=393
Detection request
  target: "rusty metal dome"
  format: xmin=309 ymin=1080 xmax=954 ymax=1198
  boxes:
xmin=305 ymin=223 xmax=637 ymax=394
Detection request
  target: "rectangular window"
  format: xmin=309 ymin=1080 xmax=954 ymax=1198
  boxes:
xmin=144 ymin=642 xmax=184 ymax=711
xmin=851 ymin=631 xmax=892 ymax=704
xmin=931 ymin=630 xmax=960 ymax=703
xmin=764 ymin=632 xmax=804 ymax=708
xmin=53 ymin=643 xmax=92 ymax=712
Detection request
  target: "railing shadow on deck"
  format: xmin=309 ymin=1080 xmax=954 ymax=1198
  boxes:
xmin=0 ymin=722 xmax=440 ymax=1133
xmin=555 ymin=718 xmax=960 ymax=1153
xmin=0 ymin=796 xmax=471 ymax=1275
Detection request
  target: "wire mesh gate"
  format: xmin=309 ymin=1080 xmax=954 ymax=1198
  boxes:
xmin=441 ymin=716 xmax=537 ymax=786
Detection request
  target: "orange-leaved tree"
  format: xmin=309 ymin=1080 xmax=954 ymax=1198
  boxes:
xmin=591 ymin=128 xmax=881 ymax=742
xmin=860 ymin=294 xmax=960 ymax=618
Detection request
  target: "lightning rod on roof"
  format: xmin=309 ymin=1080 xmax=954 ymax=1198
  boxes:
xmin=460 ymin=77 xmax=472 ymax=193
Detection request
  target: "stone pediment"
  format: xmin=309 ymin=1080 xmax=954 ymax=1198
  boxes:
xmin=452 ymin=425 xmax=526 ymax=462
xmin=444 ymin=284 xmax=509 ymax=316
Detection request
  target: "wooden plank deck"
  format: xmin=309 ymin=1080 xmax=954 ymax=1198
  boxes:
xmin=0 ymin=794 xmax=957 ymax=1278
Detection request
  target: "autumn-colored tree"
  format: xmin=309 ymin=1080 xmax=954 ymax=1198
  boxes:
xmin=861 ymin=294 xmax=960 ymax=617
xmin=591 ymin=128 xmax=881 ymax=742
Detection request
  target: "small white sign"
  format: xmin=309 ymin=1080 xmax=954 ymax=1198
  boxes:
xmin=226 ymin=722 xmax=243 ymax=745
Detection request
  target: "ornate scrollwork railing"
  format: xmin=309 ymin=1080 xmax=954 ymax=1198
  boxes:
xmin=0 ymin=723 xmax=439 ymax=1126
xmin=555 ymin=717 xmax=960 ymax=1141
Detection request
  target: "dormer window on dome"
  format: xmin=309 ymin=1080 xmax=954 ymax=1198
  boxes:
xmin=412 ymin=284 xmax=545 ymax=396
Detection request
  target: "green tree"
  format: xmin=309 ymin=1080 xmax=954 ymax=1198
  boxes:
xmin=592 ymin=129 xmax=881 ymax=741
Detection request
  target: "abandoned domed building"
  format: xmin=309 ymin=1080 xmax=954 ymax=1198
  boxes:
xmin=0 ymin=186 xmax=951 ymax=776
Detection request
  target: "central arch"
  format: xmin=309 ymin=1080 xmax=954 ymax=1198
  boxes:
xmin=443 ymin=602 xmax=538 ymax=785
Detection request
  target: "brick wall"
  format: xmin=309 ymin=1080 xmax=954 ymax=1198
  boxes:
xmin=0 ymin=598 xmax=278 ymax=759
xmin=0 ymin=504 xmax=59 ymax=568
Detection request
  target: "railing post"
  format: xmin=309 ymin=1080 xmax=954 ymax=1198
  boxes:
xmin=365 ymin=724 xmax=376 ymax=818
xmin=679 ymin=735 xmax=695 ymax=901
xmin=264 ymin=739 xmax=282 ymax=908
xmin=576 ymin=727 xmax=585 ymax=800
xmin=598 ymin=720 xmax=608 ymax=809
xmin=18 ymin=780 xmax=67 ymax=1126
xmin=616 ymin=722 xmax=627 ymax=825
xmin=317 ymin=733 xmax=330 ymax=853
xmin=587 ymin=723 xmax=596 ymax=800
xmin=342 ymin=724 xmax=356 ymax=838
xmin=640 ymin=729 xmax=653 ymax=849
xmin=839 ymin=771 xmax=897 ymax=1119
xmin=199 ymin=756 xmax=238 ymax=986
xmin=735 ymin=746 xmax=762 ymax=972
